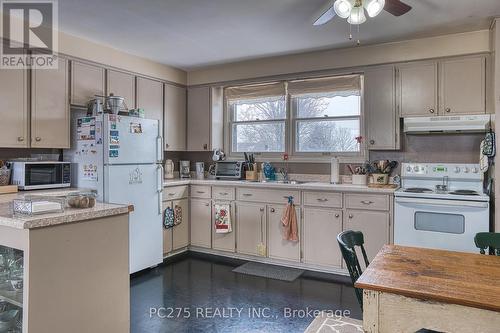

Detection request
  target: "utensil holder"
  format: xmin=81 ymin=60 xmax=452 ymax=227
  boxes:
xmin=0 ymin=169 xmax=10 ymax=186
xmin=246 ymin=170 xmax=258 ymax=181
xmin=352 ymin=175 xmax=367 ymax=185
xmin=372 ymin=173 xmax=389 ymax=185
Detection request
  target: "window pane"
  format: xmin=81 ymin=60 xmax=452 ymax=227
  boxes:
xmin=232 ymin=96 xmax=286 ymax=121
xmin=296 ymin=119 xmax=360 ymax=152
xmin=295 ymin=94 xmax=360 ymax=118
xmin=232 ymin=122 xmax=285 ymax=152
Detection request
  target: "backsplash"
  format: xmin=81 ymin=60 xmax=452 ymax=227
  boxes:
xmin=0 ymin=148 xmax=62 ymax=161
xmin=166 ymin=133 xmax=484 ymax=176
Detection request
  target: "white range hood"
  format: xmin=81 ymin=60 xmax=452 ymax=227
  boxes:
xmin=404 ymin=115 xmax=491 ymax=134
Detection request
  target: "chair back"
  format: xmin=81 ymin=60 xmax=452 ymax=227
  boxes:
xmin=474 ymin=232 xmax=500 ymax=256
xmin=337 ymin=230 xmax=369 ymax=310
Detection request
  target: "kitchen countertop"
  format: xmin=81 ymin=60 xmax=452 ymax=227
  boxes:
xmin=0 ymin=188 xmax=133 ymax=230
xmin=163 ymin=178 xmax=398 ymax=193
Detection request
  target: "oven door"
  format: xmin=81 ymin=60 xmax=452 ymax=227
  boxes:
xmin=23 ymin=163 xmax=65 ymax=189
xmin=394 ymin=196 xmax=489 ymax=253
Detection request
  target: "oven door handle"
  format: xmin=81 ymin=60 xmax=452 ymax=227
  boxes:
xmin=395 ymin=197 xmax=489 ymax=208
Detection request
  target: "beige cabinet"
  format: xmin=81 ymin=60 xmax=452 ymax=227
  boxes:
xmin=365 ymin=66 xmax=399 ymax=150
xmin=31 ymin=57 xmax=70 ymax=148
xmin=162 ymin=201 xmax=173 ymax=255
xmin=267 ymin=204 xmax=300 ymax=262
xmin=172 ymin=198 xmax=189 ymax=250
xmin=344 ymin=209 xmax=390 ymax=262
xmin=164 ymin=84 xmax=187 ymax=151
xmin=212 ymin=201 xmax=236 ymax=252
xmin=187 ymin=86 xmax=210 ymax=151
xmin=398 ymin=62 xmax=438 ymax=117
xmin=236 ymin=202 xmax=267 ymax=256
xmin=0 ymin=68 xmax=28 ymax=147
xmin=70 ymin=61 xmax=105 ymax=106
xmin=303 ymin=207 xmax=343 ymax=268
xmin=190 ymin=198 xmax=212 ymax=248
xmin=106 ymin=69 xmax=136 ymax=109
xmin=440 ymin=56 xmax=486 ymax=115
xmin=137 ymin=77 xmax=163 ymax=121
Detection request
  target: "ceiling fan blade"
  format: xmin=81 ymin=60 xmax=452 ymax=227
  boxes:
xmin=384 ymin=0 xmax=412 ymax=16
xmin=313 ymin=4 xmax=336 ymax=26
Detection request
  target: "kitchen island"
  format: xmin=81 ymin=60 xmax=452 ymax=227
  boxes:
xmin=0 ymin=194 xmax=132 ymax=333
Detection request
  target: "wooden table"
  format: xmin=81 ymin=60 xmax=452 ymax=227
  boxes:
xmin=355 ymin=245 xmax=500 ymax=333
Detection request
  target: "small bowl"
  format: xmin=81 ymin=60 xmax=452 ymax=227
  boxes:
xmin=66 ymin=192 xmax=97 ymax=209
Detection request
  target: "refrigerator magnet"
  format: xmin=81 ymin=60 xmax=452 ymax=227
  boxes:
xmin=109 ymin=150 xmax=119 ymax=158
xmin=110 ymin=136 xmax=120 ymax=145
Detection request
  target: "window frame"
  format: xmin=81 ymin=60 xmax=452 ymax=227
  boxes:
xmin=224 ymin=75 xmax=366 ymax=163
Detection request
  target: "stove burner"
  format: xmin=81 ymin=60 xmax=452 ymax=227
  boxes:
xmin=403 ymin=187 xmax=433 ymax=193
xmin=449 ymin=190 xmax=479 ymax=196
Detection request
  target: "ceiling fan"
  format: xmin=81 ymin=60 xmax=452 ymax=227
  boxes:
xmin=313 ymin=0 xmax=412 ymax=26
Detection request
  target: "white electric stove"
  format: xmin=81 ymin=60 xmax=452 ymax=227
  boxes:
xmin=394 ymin=163 xmax=490 ymax=253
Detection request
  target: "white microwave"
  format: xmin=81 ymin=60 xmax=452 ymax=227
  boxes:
xmin=10 ymin=161 xmax=71 ymax=190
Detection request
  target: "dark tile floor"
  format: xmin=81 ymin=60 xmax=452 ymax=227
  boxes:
xmin=131 ymin=253 xmax=362 ymax=333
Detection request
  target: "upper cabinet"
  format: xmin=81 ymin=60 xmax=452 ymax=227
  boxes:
xmin=187 ymin=86 xmax=223 ymax=151
xmin=136 ymin=77 xmax=163 ymax=121
xmin=107 ymin=70 xmax=136 ymax=110
xmin=440 ymin=56 xmax=486 ymax=115
xmin=365 ymin=66 xmax=399 ymax=150
xmin=0 ymin=68 xmax=29 ymax=147
xmin=398 ymin=56 xmax=487 ymax=117
xmin=164 ymin=84 xmax=186 ymax=151
xmin=70 ymin=61 xmax=105 ymax=106
xmin=398 ymin=61 xmax=438 ymax=117
xmin=31 ymin=57 xmax=70 ymax=148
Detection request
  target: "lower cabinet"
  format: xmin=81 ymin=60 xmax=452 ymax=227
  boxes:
xmin=267 ymin=204 xmax=300 ymax=262
xmin=303 ymin=207 xmax=343 ymax=268
xmin=344 ymin=209 xmax=390 ymax=262
xmin=172 ymin=198 xmax=189 ymax=250
xmin=190 ymin=198 xmax=212 ymax=248
xmin=236 ymin=202 xmax=266 ymax=256
xmin=212 ymin=201 xmax=236 ymax=252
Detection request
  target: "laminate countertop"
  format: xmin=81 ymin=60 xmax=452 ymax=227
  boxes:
xmin=163 ymin=178 xmax=398 ymax=194
xmin=0 ymin=189 xmax=133 ymax=230
xmin=355 ymin=245 xmax=500 ymax=313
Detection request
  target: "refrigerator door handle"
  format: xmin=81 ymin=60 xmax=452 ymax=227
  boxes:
xmin=157 ymin=165 xmax=163 ymax=215
xmin=156 ymin=135 xmax=163 ymax=163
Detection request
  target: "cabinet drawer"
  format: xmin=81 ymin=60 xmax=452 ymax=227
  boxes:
xmin=212 ymin=186 xmax=235 ymax=201
xmin=236 ymin=188 xmax=300 ymax=204
xmin=163 ymin=185 xmax=188 ymax=201
xmin=191 ymin=185 xmax=211 ymax=198
xmin=345 ymin=193 xmax=389 ymax=211
xmin=303 ymin=191 xmax=342 ymax=208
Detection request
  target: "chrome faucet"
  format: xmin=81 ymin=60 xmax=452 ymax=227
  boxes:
xmin=279 ymin=167 xmax=289 ymax=182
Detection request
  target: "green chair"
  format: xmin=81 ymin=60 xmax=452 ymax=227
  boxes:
xmin=337 ymin=230 xmax=369 ymax=310
xmin=474 ymin=232 xmax=500 ymax=256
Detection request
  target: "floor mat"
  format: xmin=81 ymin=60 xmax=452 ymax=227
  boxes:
xmin=232 ymin=261 xmax=304 ymax=282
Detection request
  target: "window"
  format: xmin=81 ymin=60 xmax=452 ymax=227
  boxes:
xmin=224 ymin=75 xmax=363 ymax=159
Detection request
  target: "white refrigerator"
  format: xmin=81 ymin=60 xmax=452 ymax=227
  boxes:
xmin=64 ymin=113 xmax=164 ymax=274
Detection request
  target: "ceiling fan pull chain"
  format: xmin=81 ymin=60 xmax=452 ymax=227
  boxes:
xmin=357 ymin=23 xmax=361 ymax=45
xmin=349 ymin=22 xmax=353 ymax=40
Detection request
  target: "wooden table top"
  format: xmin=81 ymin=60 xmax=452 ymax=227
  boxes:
xmin=355 ymin=245 xmax=500 ymax=312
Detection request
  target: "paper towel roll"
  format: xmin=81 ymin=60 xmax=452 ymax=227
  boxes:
xmin=330 ymin=157 xmax=340 ymax=184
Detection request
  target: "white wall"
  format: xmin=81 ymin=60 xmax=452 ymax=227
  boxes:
xmin=188 ymin=30 xmax=491 ymax=85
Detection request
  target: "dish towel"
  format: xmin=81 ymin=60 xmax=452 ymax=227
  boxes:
xmin=281 ymin=196 xmax=298 ymax=242
xmin=174 ymin=205 xmax=182 ymax=226
xmin=214 ymin=203 xmax=232 ymax=233
xmin=163 ymin=207 xmax=174 ymax=229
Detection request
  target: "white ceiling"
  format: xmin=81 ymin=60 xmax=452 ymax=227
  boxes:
xmin=58 ymin=0 xmax=500 ymax=70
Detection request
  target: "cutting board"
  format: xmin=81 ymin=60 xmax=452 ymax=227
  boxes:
xmin=0 ymin=185 xmax=18 ymax=194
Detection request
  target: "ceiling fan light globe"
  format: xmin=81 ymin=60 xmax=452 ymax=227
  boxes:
xmin=347 ymin=6 xmax=366 ymax=24
xmin=365 ymin=0 xmax=385 ymax=18
xmin=334 ymin=0 xmax=352 ymax=19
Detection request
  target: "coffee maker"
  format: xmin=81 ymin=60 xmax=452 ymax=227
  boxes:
xmin=179 ymin=161 xmax=191 ymax=178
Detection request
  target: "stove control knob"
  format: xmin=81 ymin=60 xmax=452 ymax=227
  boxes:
xmin=413 ymin=166 xmax=420 ymax=172
xmin=454 ymin=167 xmax=461 ymax=173
xmin=471 ymin=167 xmax=478 ymax=174
xmin=406 ymin=166 xmax=412 ymax=172
xmin=463 ymin=167 xmax=470 ymax=173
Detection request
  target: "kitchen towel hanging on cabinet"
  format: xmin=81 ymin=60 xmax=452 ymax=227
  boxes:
xmin=214 ymin=203 xmax=232 ymax=233
xmin=281 ymin=196 xmax=298 ymax=242
xmin=163 ymin=207 xmax=174 ymax=229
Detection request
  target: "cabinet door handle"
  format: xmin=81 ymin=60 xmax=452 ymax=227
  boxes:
xmin=165 ymin=143 xmax=170 ymax=149
xmin=361 ymin=200 xmax=374 ymax=205
xmin=243 ymin=193 xmax=253 ymax=197
xmin=205 ymin=203 xmax=210 ymax=207
xmin=317 ymin=198 xmax=328 ymax=202
xmin=445 ymin=108 xmax=451 ymax=113
xmin=335 ymin=214 xmax=340 ymax=218
xmin=259 ymin=207 xmax=264 ymax=212
xmin=35 ymin=137 xmax=41 ymax=142
xmin=429 ymin=108 xmax=435 ymax=114
xmin=196 ymin=191 xmax=205 ymax=194
xmin=270 ymin=208 xmax=275 ymax=213
xmin=219 ymin=192 xmax=228 ymax=196
xmin=168 ymin=193 xmax=175 ymax=196
xmin=348 ymin=214 xmax=353 ymax=219
xmin=17 ymin=136 xmax=24 ymax=142
xmin=369 ymin=140 xmax=375 ymax=145
xmin=203 ymin=144 xmax=208 ymax=150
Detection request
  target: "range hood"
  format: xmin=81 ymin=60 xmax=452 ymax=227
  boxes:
xmin=404 ymin=115 xmax=491 ymax=134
